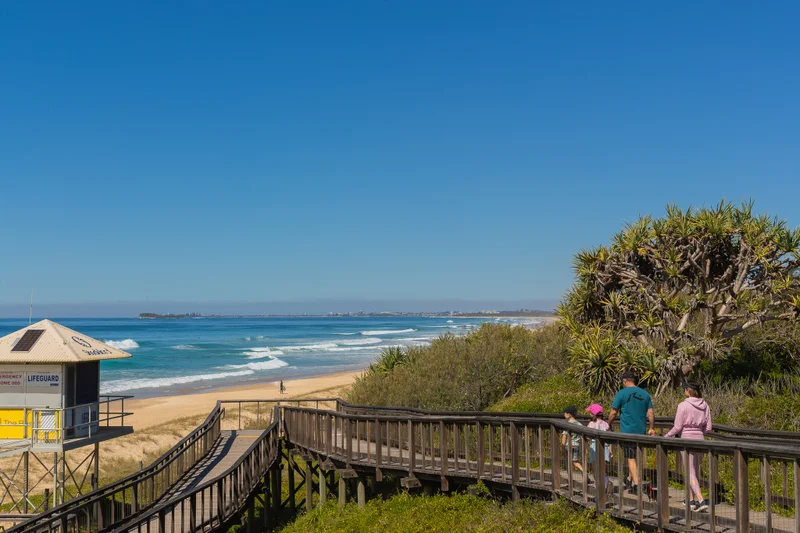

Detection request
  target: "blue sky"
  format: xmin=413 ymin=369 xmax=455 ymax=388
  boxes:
xmin=1 ymin=2 xmax=799 ymax=314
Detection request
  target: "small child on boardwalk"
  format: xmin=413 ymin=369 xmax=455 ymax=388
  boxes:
xmin=586 ymin=403 xmax=611 ymax=489
xmin=561 ymin=406 xmax=585 ymax=477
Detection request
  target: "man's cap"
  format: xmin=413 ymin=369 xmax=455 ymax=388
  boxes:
xmin=563 ymin=406 xmax=578 ymax=416
xmin=585 ymin=403 xmax=604 ymax=416
xmin=621 ymin=370 xmax=637 ymax=381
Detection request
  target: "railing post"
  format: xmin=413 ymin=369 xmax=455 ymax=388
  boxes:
xmin=408 ymin=420 xmax=416 ymax=474
xmin=376 ymin=419 xmax=382 ymax=467
xmin=794 ymin=458 xmax=800 ymax=533
xmin=733 ymin=448 xmax=749 ymax=533
xmin=345 ymin=418 xmax=352 ymax=466
xmin=655 ymin=443 xmax=668 ymax=527
xmin=190 ymin=492 xmax=197 ymax=532
xmin=475 ymin=422 xmax=486 ymax=479
xmin=510 ymin=422 xmax=520 ymax=502
xmin=550 ymin=423 xmax=560 ymax=499
xmin=440 ymin=421 xmax=448 ymax=476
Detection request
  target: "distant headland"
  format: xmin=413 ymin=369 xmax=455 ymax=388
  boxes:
xmin=138 ymin=309 xmax=556 ymax=319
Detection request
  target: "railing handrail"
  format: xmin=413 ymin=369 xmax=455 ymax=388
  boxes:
xmin=6 ymin=403 xmax=225 ymax=533
xmin=283 ymin=404 xmax=800 ymax=459
xmin=312 ymin=397 xmax=800 ymax=440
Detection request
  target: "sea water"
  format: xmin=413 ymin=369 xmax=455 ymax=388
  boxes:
xmin=0 ymin=316 xmax=542 ymax=397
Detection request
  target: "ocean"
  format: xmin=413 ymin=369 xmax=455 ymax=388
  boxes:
xmin=0 ymin=316 xmax=543 ymax=397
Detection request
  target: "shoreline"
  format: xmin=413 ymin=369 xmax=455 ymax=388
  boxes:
xmin=125 ymin=370 xmax=360 ymax=431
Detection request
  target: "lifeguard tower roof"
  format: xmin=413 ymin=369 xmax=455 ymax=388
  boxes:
xmin=0 ymin=319 xmax=133 ymax=363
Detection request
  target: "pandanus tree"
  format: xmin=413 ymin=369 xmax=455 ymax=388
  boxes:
xmin=558 ymin=200 xmax=800 ymax=395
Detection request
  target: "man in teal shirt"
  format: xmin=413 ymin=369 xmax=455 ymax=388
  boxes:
xmin=607 ymin=371 xmax=655 ymax=494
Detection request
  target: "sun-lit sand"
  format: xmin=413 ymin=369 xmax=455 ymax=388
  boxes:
xmin=125 ymin=371 xmax=360 ymax=430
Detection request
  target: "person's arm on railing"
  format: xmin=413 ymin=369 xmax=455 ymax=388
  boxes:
xmin=607 ymin=408 xmax=618 ymax=429
xmin=664 ymin=403 xmax=684 ymax=438
xmin=647 ymin=408 xmax=656 ymax=436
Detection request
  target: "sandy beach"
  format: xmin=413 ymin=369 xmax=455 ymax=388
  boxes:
xmin=126 ymin=370 xmax=360 ymax=430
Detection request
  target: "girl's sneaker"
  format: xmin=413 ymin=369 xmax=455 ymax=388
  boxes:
xmin=693 ymin=500 xmax=709 ymax=512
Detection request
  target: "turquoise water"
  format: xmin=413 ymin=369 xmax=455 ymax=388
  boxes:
xmin=0 ymin=317 xmax=542 ymax=397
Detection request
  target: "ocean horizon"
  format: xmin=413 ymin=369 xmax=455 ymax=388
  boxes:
xmin=0 ymin=316 xmax=544 ymax=398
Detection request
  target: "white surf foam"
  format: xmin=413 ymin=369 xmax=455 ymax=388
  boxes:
xmin=334 ymin=332 xmax=357 ymax=336
xmin=338 ymin=337 xmax=382 ymax=346
xmin=446 ymin=320 xmax=454 ymax=323
xmin=277 ymin=342 xmax=339 ymax=352
xmin=244 ymin=349 xmax=285 ymax=359
xmin=172 ymin=344 xmax=196 ymax=350
xmin=360 ymin=329 xmax=416 ymax=335
xmin=226 ymin=357 xmax=290 ymax=371
xmin=99 ymin=370 xmax=254 ymax=394
xmin=105 ymin=339 xmax=139 ymax=350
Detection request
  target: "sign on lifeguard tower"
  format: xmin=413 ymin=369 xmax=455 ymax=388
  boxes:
xmin=0 ymin=319 xmax=133 ymax=450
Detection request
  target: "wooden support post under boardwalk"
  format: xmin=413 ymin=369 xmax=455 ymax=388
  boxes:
xmin=306 ymin=461 xmax=314 ymax=512
xmin=319 ymin=467 xmax=327 ymax=505
xmin=357 ymin=478 xmax=366 ymax=508
xmin=271 ymin=464 xmax=281 ymax=514
xmin=339 ymin=476 xmax=347 ymax=508
xmin=288 ymin=452 xmax=296 ymax=513
xmin=246 ymin=494 xmax=255 ymax=533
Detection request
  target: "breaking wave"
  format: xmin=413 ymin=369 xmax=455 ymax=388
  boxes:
xmin=105 ymin=339 xmax=139 ymax=350
xmin=172 ymin=344 xmax=196 ymax=350
xmin=99 ymin=370 xmax=254 ymax=394
xmin=244 ymin=348 xmax=285 ymax=359
xmin=338 ymin=337 xmax=382 ymax=346
xmin=360 ymin=329 xmax=416 ymax=335
xmin=226 ymin=356 xmax=290 ymax=371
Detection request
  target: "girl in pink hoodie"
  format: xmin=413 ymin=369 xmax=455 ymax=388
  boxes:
xmin=665 ymin=381 xmax=712 ymax=511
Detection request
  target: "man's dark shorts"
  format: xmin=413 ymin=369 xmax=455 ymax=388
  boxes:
xmin=621 ymin=443 xmax=638 ymax=459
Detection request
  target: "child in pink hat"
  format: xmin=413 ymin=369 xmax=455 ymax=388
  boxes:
xmin=586 ymin=403 xmax=611 ymax=490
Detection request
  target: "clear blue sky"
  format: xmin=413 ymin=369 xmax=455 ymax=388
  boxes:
xmin=1 ymin=2 xmax=799 ymax=313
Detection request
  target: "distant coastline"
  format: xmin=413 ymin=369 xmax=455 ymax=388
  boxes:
xmin=138 ymin=309 xmax=557 ymax=319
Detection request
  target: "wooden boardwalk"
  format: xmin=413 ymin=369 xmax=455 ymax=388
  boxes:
xmin=138 ymin=430 xmax=263 ymax=533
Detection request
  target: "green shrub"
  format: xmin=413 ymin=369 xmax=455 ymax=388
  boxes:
xmin=348 ymin=323 xmax=568 ymax=411
xmin=278 ymin=495 xmax=632 ymax=533
xmin=489 ymin=375 xmax=592 ymax=414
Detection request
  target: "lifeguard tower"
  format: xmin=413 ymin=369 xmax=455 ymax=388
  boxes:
xmin=0 ymin=320 xmax=133 ymax=519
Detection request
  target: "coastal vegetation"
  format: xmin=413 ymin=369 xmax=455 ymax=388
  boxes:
xmin=349 ymin=323 xmax=567 ymax=411
xmin=278 ymin=495 xmax=630 ymax=533
xmin=558 ymin=200 xmax=800 ymax=394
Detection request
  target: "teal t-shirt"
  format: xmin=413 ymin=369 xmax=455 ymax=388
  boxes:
xmin=611 ymin=386 xmax=653 ymax=435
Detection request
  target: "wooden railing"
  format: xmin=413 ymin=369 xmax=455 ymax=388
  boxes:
xmin=284 ymin=405 xmax=800 ymax=533
xmin=7 ymin=404 xmax=224 ymax=533
xmin=109 ymin=410 xmax=282 ymax=533
xmin=12 ymin=397 xmax=800 ymax=533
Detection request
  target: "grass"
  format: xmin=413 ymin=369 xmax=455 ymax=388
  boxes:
xmin=277 ymin=494 xmax=633 ymax=533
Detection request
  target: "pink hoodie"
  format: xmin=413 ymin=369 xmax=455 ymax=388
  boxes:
xmin=665 ymin=397 xmax=712 ymax=440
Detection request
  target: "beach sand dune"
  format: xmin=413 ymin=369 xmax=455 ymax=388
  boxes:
xmin=126 ymin=371 xmax=359 ymax=430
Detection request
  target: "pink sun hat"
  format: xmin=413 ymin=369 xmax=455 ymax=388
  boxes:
xmin=585 ymin=403 xmax=604 ymax=416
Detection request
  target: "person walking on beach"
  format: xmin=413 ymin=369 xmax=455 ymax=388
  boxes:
xmin=586 ymin=403 xmax=611 ymax=489
xmin=279 ymin=380 xmax=286 ymax=394
xmin=607 ymin=371 xmax=655 ymax=494
xmin=561 ymin=406 xmax=586 ymax=478
xmin=664 ymin=381 xmax=712 ymax=512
